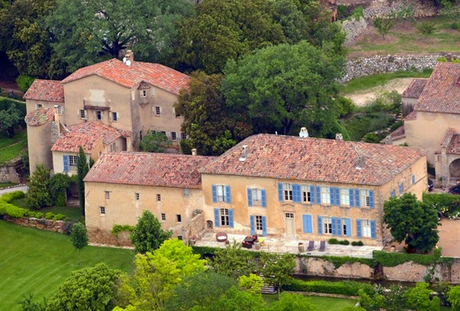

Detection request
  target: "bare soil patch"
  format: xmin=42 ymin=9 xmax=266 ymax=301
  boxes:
xmin=346 ymin=77 xmax=413 ymax=106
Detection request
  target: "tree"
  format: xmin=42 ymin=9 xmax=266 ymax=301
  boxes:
xmin=130 ymin=210 xmax=172 ymax=254
xmin=260 ymin=252 xmax=296 ymax=299
xmin=46 ymin=0 xmax=194 ymax=72
xmin=47 ymin=263 xmax=121 ymax=311
xmin=404 ymin=282 xmax=440 ymax=311
xmin=221 ymin=41 xmax=345 ymax=136
xmin=175 ymin=71 xmax=252 ymax=156
xmin=76 ymin=146 xmax=89 ymax=216
xmin=239 ymin=274 xmax=264 ymax=295
xmin=71 ymin=222 xmax=88 ymax=265
xmin=209 ymin=241 xmax=257 ymax=279
xmin=373 ymin=17 xmax=395 ymax=39
xmin=17 ymin=293 xmax=47 ymax=311
xmin=269 ymin=292 xmax=316 ymax=311
xmin=448 ymin=285 xmax=460 ymax=311
xmin=25 ymin=164 xmax=52 ymax=210
xmin=383 ymin=193 xmax=440 ymax=253
xmin=0 ymin=104 xmax=21 ymax=137
xmin=49 ymin=173 xmax=72 ymax=207
xmin=209 ymin=286 xmax=266 ymax=311
xmin=116 ymin=239 xmax=205 ymax=311
xmin=139 ymin=131 xmax=172 ymax=153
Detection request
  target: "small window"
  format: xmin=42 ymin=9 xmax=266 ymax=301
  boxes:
xmin=161 ymin=131 xmax=166 ymax=136
xmin=321 ymin=187 xmax=331 ymax=204
xmin=111 ymin=112 xmax=118 ymax=121
xmin=155 ymin=106 xmax=161 ymax=116
xmin=361 ymin=190 xmax=371 ymax=207
xmin=176 ymin=214 xmax=182 ymax=222
xmin=220 ymin=208 xmax=229 ymax=226
xmin=174 ymin=108 xmax=180 ymax=118
xmin=283 ymin=183 xmax=293 ymax=201
xmin=37 ymin=104 xmax=43 ymax=109
xmin=181 ymin=132 xmax=187 ymax=140
xmin=79 ymin=109 xmax=87 ymax=119
xmin=96 ymin=111 xmax=102 ymax=120
xmin=340 ymin=188 xmax=350 ymax=206
xmin=301 ymin=185 xmax=311 ymax=203
xmin=135 ymin=192 xmax=140 ymax=200
xmin=100 ymin=207 xmax=106 ymax=215
xmin=171 ymin=132 xmax=177 ymax=141
xmin=69 ymin=155 xmax=78 ymax=167
xmin=157 ymin=194 xmax=161 ymax=201
xmin=140 ymin=90 xmax=147 ymax=98
xmin=216 ymin=185 xmax=228 ymax=202
xmin=361 ymin=219 xmax=372 ymax=238
xmin=255 ymin=215 xmax=263 ymax=230
xmin=323 ymin=216 xmax=332 ymax=234
xmin=252 ymin=189 xmax=263 ymax=206
xmin=104 ymin=191 xmax=110 ymax=199
xmin=161 ymin=213 xmax=166 ymax=221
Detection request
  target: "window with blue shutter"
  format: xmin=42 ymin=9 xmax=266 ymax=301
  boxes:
xmin=250 ymin=215 xmax=255 ymax=235
xmin=369 ymin=190 xmax=374 ymax=209
xmin=212 ymin=185 xmax=217 ymax=203
xmin=316 ymin=186 xmax=321 ymax=204
xmin=412 ymin=174 xmax=415 ymax=185
xmin=370 ymin=220 xmax=376 ymax=239
xmin=331 ymin=217 xmax=337 ymax=236
xmin=278 ymin=183 xmax=283 ymax=202
xmin=261 ymin=190 xmax=266 ymax=208
xmin=330 ymin=187 xmax=335 ymax=205
xmin=317 ymin=216 xmax=323 ymax=235
xmin=349 ymin=189 xmax=354 ymax=207
xmin=391 ymin=190 xmax=395 ymax=197
xmin=355 ymin=189 xmax=360 ymax=207
xmin=356 ymin=219 xmax=362 ymax=238
xmin=309 ymin=185 xmax=315 ymax=203
xmin=335 ymin=188 xmax=340 ymax=206
xmin=214 ymin=208 xmax=220 ymax=227
xmin=293 ymin=184 xmax=301 ymax=203
xmin=302 ymin=214 xmax=313 ymax=233
xmin=228 ymin=209 xmax=234 ymax=228
xmin=262 ymin=216 xmax=267 ymax=236
xmin=225 ymin=186 xmax=231 ymax=204
xmin=399 ymin=184 xmax=403 ymax=194
xmin=345 ymin=218 xmax=351 ymax=237
xmin=337 ymin=218 xmax=342 ymax=236
xmin=247 ymin=188 xmax=253 ymax=207
xmin=63 ymin=155 xmax=69 ymax=172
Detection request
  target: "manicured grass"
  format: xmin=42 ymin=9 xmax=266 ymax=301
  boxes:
xmin=341 ymin=69 xmax=432 ymax=95
xmin=0 ymin=221 xmax=135 ymax=311
xmin=0 ymin=130 xmax=27 ymax=164
xmin=11 ymin=198 xmax=83 ymax=221
xmin=0 ymin=182 xmax=18 ymax=188
xmin=263 ymin=293 xmax=357 ymax=309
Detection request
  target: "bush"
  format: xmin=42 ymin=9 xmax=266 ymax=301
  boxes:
xmin=417 ymin=22 xmax=436 ymax=37
xmin=363 ymin=132 xmax=381 ymax=143
xmin=283 ymin=279 xmax=374 ymax=296
xmin=16 ymin=75 xmax=35 ymax=93
xmin=373 ymin=248 xmax=442 ymax=267
xmin=0 ymin=191 xmax=25 ymax=203
xmin=53 ymin=214 xmax=66 ymax=221
xmin=328 ymin=238 xmax=339 ymax=244
xmin=390 ymin=120 xmax=403 ymax=132
xmin=35 ymin=212 xmax=44 ymax=219
xmin=180 ymin=139 xmax=192 ymax=155
xmin=337 ymin=4 xmax=350 ymax=20
xmin=351 ymin=241 xmax=364 ymax=246
xmin=337 ymin=96 xmax=356 ymax=117
xmin=351 ymin=6 xmax=364 ymax=20
xmin=28 ymin=211 xmax=36 ymax=218
xmin=45 ymin=212 xmax=55 ymax=220
xmin=339 ymin=240 xmax=350 ymax=245
xmin=423 ymin=192 xmax=460 ymax=217
xmin=111 ymin=224 xmax=135 ymax=237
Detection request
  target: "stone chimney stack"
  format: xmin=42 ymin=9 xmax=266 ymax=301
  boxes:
xmin=191 ymin=148 xmax=197 ymax=156
xmin=335 ymin=133 xmax=343 ymax=141
xmin=125 ymin=50 xmax=134 ymax=64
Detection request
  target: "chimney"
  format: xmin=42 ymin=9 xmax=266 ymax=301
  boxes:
xmin=53 ymin=105 xmax=60 ymax=137
xmin=356 ymin=156 xmax=365 ymax=170
xmin=335 ymin=133 xmax=343 ymax=141
xmin=191 ymin=148 xmax=197 ymax=156
xmin=124 ymin=50 xmax=134 ymax=65
xmin=299 ymin=127 xmax=309 ymax=138
xmin=239 ymin=145 xmax=248 ymax=161
xmin=385 ymin=135 xmax=393 ymax=145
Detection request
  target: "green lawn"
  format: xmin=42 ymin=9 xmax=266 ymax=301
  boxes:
xmin=0 ymin=221 xmax=135 ymax=311
xmin=10 ymin=197 xmax=84 ymax=221
xmin=0 ymin=130 xmax=27 ymax=164
xmin=0 ymin=182 xmax=18 ymax=188
xmin=263 ymin=294 xmax=357 ymax=310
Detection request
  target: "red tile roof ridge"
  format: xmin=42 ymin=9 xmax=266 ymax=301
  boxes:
xmin=23 ymin=79 xmax=64 ymax=102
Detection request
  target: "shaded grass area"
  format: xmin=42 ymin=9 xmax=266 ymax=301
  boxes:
xmin=11 ymin=198 xmax=83 ymax=221
xmin=263 ymin=294 xmax=357 ymax=309
xmin=0 ymin=182 xmax=18 ymax=188
xmin=0 ymin=130 xmax=27 ymax=164
xmin=341 ymin=112 xmax=394 ymax=141
xmin=0 ymin=221 xmax=135 ymax=311
xmin=341 ymin=69 xmax=433 ymax=95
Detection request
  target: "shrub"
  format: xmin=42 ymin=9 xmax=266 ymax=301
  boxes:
xmin=0 ymin=191 xmax=25 ymax=203
xmin=339 ymin=240 xmax=350 ymax=245
xmin=45 ymin=212 xmax=55 ymax=220
xmin=0 ymin=201 xmax=27 ymax=218
xmin=283 ymin=279 xmax=374 ymax=296
xmin=328 ymin=238 xmax=339 ymax=244
xmin=35 ymin=212 xmax=44 ymax=219
xmin=180 ymin=139 xmax=192 ymax=155
xmin=363 ymin=132 xmax=381 ymax=143
xmin=423 ymin=192 xmax=460 ymax=217
xmin=352 ymin=241 xmax=364 ymax=246
xmin=337 ymin=96 xmax=356 ymax=117
xmin=28 ymin=211 xmax=36 ymax=218
xmin=111 ymin=224 xmax=135 ymax=237
xmin=417 ymin=22 xmax=436 ymax=37
xmin=53 ymin=214 xmax=66 ymax=221
xmin=373 ymin=248 xmax=442 ymax=267
xmin=16 ymin=75 xmax=35 ymax=93
xmin=390 ymin=120 xmax=404 ymax=132
xmin=337 ymin=4 xmax=350 ymax=20
xmin=351 ymin=6 xmax=364 ymax=20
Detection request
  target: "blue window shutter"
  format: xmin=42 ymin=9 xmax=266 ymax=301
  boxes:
xmin=399 ymin=184 xmax=403 ymax=194
xmin=330 ymin=187 xmax=335 ymax=205
xmin=349 ymin=189 xmax=354 ymax=207
xmin=317 ymin=216 xmax=323 ymax=235
xmin=309 ymin=186 xmax=315 ymax=203
xmin=247 ymin=188 xmax=253 ymax=207
xmin=331 ymin=217 xmax=337 ymax=236
xmin=345 ymin=218 xmax=351 ymax=237
xmin=278 ymin=183 xmax=283 ymax=202
xmin=303 ymin=214 xmax=312 ymax=233
xmin=293 ymin=184 xmax=301 ymax=203
xmin=355 ymin=189 xmax=360 ymax=207
xmin=391 ymin=190 xmax=395 ymax=197
xmin=212 ymin=185 xmax=217 ymax=203
xmin=337 ymin=218 xmax=342 ymax=236
xmin=356 ymin=219 xmax=362 ymax=238
xmin=412 ymin=174 xmax=415 ymax=185
xmin=250 ymin=215 xmax=255 ymax=235
xmin=214 ymin=208 xmax=220 ymax=227
xmin=225 ymin=186 xmax=231 ymax=204
xmin=63 ymin=155 xmax=69 ymax=172
xmin=262 ymin=216 xmax=267 ymax=236
xmin=228 ymin=209 xmax=234 ymax=228
xmin=370 ymin=220 xmax=376 ymax=239
xmin=261 ymin=190 xmax=267 ymax=208
xmin=335 ymin=188 xmax=340 ymax=206
xmin=369 ymin=190 xmax=374 ymax=209
xmin=316 ymin=186 xmax=321 ymax=204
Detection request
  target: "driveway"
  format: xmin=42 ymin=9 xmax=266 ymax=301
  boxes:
xmin=0 ymin=185 xmax=28 ymax=195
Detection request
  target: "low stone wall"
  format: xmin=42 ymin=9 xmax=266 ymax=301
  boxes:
xmin=363 ymin=0 xmax=439 ymax=19
xmin=342 ymin=17 xmax=368 ymax=44
xmin=0 ymin=165 xmax=20 ymax=184
xmin=4 ymin=215 xmax=66 ymax=233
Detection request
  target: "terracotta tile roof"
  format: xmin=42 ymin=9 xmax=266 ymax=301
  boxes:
xmin=61 ymin=59 xmax=190 ymax=95
xmin=441 ymin=128 xmax=456 ymax=149
xmin=402 ymin=78 xmax=428 ymax=99
xmin=51 ymin=122 xmax=124 ymax=153
xmin=416 ymin=62 xmax=460 ymax=114
xmin=84 ymin=152 xmax=215 ymax=188
xmin=447 ymin=134 xmax=460 ymax=155
xmin=24 ymin=107 xmax=55 ymax=126
xmin=23 ymin=80 xmax=64 ymax=102
xmin=388 ymin=125 xmax=405 ymax=141
xmin=199 ymin=134 xmax=426 ymax=186
xmin=405 ymin=110 xmax=417 ymax=120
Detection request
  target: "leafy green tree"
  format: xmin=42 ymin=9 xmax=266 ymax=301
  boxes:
xmin=383 ymin=193 xmax=440 ymax=253
xmin=209 ymin=241 xmax=257 ymax=279
xmin=239 ymin=274 xmax=264 ymax=295
xmin=47 ymin=263 xmax=121 ymax=311
xmin=130 ymin=210 xmax=172 ymax=254
xmin=448 ymin=285 xmax=460 ymax=311
xmin=139 ymin=131 xmax=172 ymax=153
xmin=175 ymin=71 xmax=252 ymax=156
xmin=209 ymin=286 xmax=266 ymax=311
xmin=116 ymin=239 xmax=205 ymax=311
xmin=25 ymin=164 xmax=52 ymax=209
xmin=71 ymin=222 xmax=88 ymax=265
xmin=46 ymin=0 xmax=194 ymax=72
xmin=269 ymin=292 xmax=316 ymax=311
xmin=260 ymin=252 xmax=296 ymax=299
xmin=373 ymin=17 xmax=395 ymax=39
xmin=221 ymin=41 xmax=344 ymax=136
xmin=17 ymin=293 xmax=47 ymax=311
xmin=404 ymin=282 xmax=440 ymax=311
xmin=0 ymin=104 xmax=21 ymax=137
xmin=49 ymin=173 xmax=72 ymax=207
xmin=76 ymin=146 xmax=89 ymax=216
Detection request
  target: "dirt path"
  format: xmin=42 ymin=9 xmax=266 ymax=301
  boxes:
xmin=346 ymin=78 xmax=414 ymax=106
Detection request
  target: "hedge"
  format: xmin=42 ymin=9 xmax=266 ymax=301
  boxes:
xmin=0 ymin=191 xmax=27 ymax=218
xmin=283 ymin=279 xmax=374 ymax=296
xmin=0 ymin=191 xmax=25 ymax=203
xmin=373 ymin=248 xmax=442 ymax=267
xmin=111 ymin=224 xmax=135 ymax=237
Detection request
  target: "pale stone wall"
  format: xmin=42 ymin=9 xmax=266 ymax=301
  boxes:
xmin=27 ymin=121 xmax=53 ymax=174
xmin=0 ymin=165 xmax=20 ymax=183
xmin=4 ymin=216 xmax=66 ymax=233
xmin=342 ymin=17 xmax=368 ymax=44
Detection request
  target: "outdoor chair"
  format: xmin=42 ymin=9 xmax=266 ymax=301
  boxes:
xmin=306 ymin=241 xmax=315 ymax=251
xmin=319 ymin=240 xmax=326 ymax=251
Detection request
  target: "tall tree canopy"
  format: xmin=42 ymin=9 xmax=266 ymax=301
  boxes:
xmin=221 ymin=40 xmax=345 ymax=136
xmin=130 ymin=210 xmax=172 ymax=254
xmin=175 ymin=71 xmax=252 ymax=156
xmin=46 ymin=0 xmax=194 ymax=72
xmin=383 ymin=193 xmax=440 ymax=253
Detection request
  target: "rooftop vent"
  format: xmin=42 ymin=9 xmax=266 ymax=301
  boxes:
xmin=385 ymin=135 xmax=393 ymax=145
xmin=336 ymin=133 xmax=343 ymax=141
xmin=239 ymin=145 xmax=248 ymax=161
xmin=123 ymin=50 xmax=134 ymax=66
xmin=191 ymin=148 xmax=197 ymax=156
xmin=299 ymin=127 xmax=309 ymax=138
xmin=356 ymin=156 xmax=365 ymax=170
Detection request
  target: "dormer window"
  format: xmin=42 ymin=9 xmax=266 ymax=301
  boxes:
xmin=140 ymin=89 xmax=147 ymax=98
xmin=96 ymin=111 xmax=102 ymax=120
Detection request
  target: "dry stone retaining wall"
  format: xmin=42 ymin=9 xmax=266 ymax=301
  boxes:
xmin=0 ymin=165 xmax=20 ymax=183
xmin=342 ymin=17 xmax=368 ymax=43
xmin=4 ymin=215 xmax=66 ymax=233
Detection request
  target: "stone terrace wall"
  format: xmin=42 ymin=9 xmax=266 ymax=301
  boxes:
xmin=363 ymin=0 xmax=439 ymax=19
xmin=0 ymin=165 xmax=20 ymax=183
xmin=4 ymin=215 xmax=66 ymax=233
xmin=342 ymin=17 xmax=368 ymax=43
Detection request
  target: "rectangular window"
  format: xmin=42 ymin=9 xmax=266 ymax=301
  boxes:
xmin=111 ymin=112 xmax=118 ymax=121
xmin=342 ymin=218 xmax=348 ymax=236
xmin=252 ymin=189 xmax=263 ymax=206
xmin=157 ymin=194 xmax=161 ymax=202
xmin=69 ymin=155 xmax=78 ymax=167
xmin=135 ymin=193 xmax=140 ymax=200
xmin=79 ymin=109 xmax=87 ymax=119
xmin=212 ymin=185 xmax=231 ymax=204
xmin=161 ymin=213 xmax=166 ymax=221
xmin=140 ymin=90 xmax=147 ymax=98
xmin=100 ymin=206 xmax=105 ymax=215
xmin=181 ymin=132 xmax=187 ymax=140
xmin=220 ymin=208 xmax=229 ymax=226
xmin=155 ymin=106 xmax=161 ymax=116
xmin=216 ymin=185 xmax=226 ymax=202
xmin=361 ymin=190 xmax=371 ymax=207
xmin=96 ymin=111 xmax=102 ymax=120
xmin=340 ymin=188 xmax=350 ymax=206
xmin=301 ymin=185 xmax=311 ymax=203
xmin=173 ymin=108 xmax=180 ymax=118
xmin=321 ymin=187 xmax=331 ymax=204
xmin=255 ymin=215 xmax=263 ymax=230
xmin=171 ymin=132 xmax=177 ymax=141
xmin=176 ymin=214 xmax=182 ymax=222
xmin=323 ymin=216 xmax=332 ymax=234
xmin=362 ymin=220 xmax=371 ymax=238
xmin=284 ymin=183 xmax=293 ymax=201
xmin=37 ymin=104 xmax=43 ymax=109
xmin=104 ymin=191 xmax=110 ymax=199
xmin=161 ymin=131 xmax=166 ymax=137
